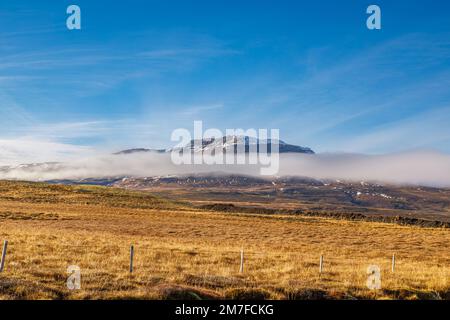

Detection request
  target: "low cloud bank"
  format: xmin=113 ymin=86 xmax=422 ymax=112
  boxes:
xmin=1 ymin=150 xmax=449 ymax=187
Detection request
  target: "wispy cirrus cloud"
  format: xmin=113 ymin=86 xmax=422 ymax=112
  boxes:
xmin=0 ymin=138 xmax=95 ymax=166
xmin=213 ymin=33 xmax=450 ymax=153
xmin=1 ymin=1 xmax=449 ymax=164
xmin=138 ymin=47 xmax=239 ymax=59
xmin=0 ymin=30 xmax=239 ymax=101
xmin=0 ymin=28 xmax=239 ymax=164
xmin=177 ymin=103 xmax=224 ymax=116
xmin=335 ymin=106 xmax=450 ymax=153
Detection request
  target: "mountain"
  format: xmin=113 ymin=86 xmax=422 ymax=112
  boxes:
xmin=0 ymin=162 xmax=62 ymax=173
xmin=168 ymin=135 xmax=315 ymax=154
xmin=113 ymin=174 xmax=450 ymax=224
xmin=113 ymin=136 xmax=314 ymax=156
xmin=114 ymin=148 xmax=165 ymax=155
xmin=114 ymin=136 xmax=314 ymax=155
xmin=0 ymin=136 xmax=313 ymax=177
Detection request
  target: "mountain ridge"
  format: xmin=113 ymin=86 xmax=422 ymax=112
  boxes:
xmin=116 ymin=135 xmax=315 ymax=155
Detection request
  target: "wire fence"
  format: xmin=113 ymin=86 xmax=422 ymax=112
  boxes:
xmin=1 ymin=239 xmax=449 ymax=293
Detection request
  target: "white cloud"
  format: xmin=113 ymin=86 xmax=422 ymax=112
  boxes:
xmin=1 ymin=150 xmax=449 ymax=187
xmin=177 ymin=103 xmax=224 ymax=116
xmin=0 ymin=138 xmax=95 ymax=166
xmin=335 ymin=106 xmax=450 ymax=153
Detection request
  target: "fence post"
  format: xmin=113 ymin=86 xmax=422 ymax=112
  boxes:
xmin=239 ymin=248 xmax=244 ymax=274
xmin=391 ymin=254 xmax=395 ymax=273
xmin=319 ymin=255 xmax=324 ymax=274
xmin=130 ymin=245 xmax=134 ymax=273
xmin=0 ymin=240 xmax=8 ymax=273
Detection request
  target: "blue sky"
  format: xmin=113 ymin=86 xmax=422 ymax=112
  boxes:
xmin=0 ymin=0 xmax=450 ymax=163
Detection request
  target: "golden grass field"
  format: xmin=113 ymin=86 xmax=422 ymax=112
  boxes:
xmin=0 ymin=180 xmax=449 ymax=300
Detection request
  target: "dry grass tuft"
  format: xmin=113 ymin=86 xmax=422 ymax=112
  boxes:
xmin=0 ymin=180 xmax=449 ymax=300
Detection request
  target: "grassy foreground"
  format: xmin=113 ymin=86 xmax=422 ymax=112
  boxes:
xmin=0 ymin=180 xmax=449 ymax=300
